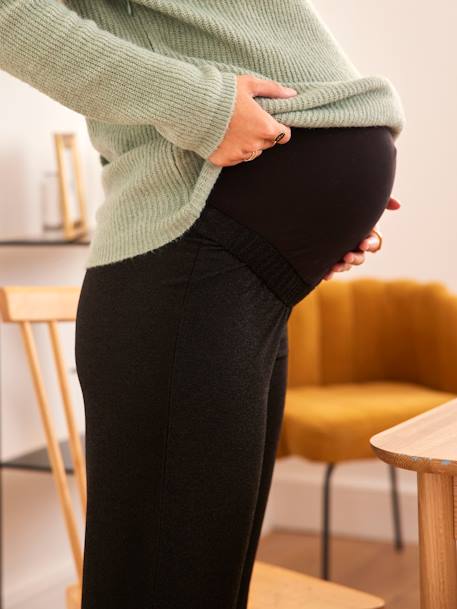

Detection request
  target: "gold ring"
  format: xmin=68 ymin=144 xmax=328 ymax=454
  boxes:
xmin=272 ymin=131 xmax=286 ymax=145
xmin=371 ymin=229 xmax=383 ymax=253
xmin=243 ymin=150 xmax=259 ymax=162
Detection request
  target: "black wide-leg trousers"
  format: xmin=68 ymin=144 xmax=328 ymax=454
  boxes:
xmin=75 ymin=210 xmax=305 ymax=609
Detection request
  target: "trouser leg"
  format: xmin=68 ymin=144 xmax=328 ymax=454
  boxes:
xmin=235 ymin=320 xmax=290 ymax=609
xmin=75 ymin=229 xmax=291 ymax=609
xmin=149 ymin=234 xmax=291 ymax=609
xmin=75 ymin=235 xmax=204 ymax=609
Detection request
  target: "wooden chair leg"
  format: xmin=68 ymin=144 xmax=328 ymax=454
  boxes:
xmin=417 ymin=472 xmax=457 ymax=609
xmin=389 ymin=465 xmax=403 ymax=551
xmin=48 ymin=320 xmax=87 ymax=517
xmin=66 ymin=583 xmax=82 ymax=609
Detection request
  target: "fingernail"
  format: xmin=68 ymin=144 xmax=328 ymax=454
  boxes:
xmin=284 ymin=88 xmax=298 ymax=95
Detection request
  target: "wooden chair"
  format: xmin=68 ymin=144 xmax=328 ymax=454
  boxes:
xmin=0 ymin=286 xmax=84 ymax=609
xmin=278 ymin=278 xmax=457 ymax=579
xmin=371 ymin=397 xmax=457 ymax=609
xmin=0 ymin=285 xmax=384 ymax=609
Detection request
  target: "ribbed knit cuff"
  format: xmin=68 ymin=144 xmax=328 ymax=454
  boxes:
xmin=190 ymin=71 xmax=238 ymax=160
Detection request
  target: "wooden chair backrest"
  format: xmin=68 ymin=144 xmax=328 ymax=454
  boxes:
xmin=0 ymin=285 xmax=86 ymax=588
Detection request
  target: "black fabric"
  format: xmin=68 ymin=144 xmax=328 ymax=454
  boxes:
xmin=75 ymin=124 xmax=397 ymax=608
xmin=75 ymin=222 xmax=292 ymax=609
xmin=206 ymin=125 xmax=397 ymax=289
xmin=190 ymin=205 xmax=312 ymax=306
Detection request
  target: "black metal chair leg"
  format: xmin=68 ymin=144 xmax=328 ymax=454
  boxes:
xmin=321 ymin=463 xmax=335 ymax=580
xmin=389 ymin=464 xmax=404 ymax=551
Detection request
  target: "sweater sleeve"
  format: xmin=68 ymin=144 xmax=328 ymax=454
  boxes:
xmin=0 ymin=0 xmax=238 ymax=160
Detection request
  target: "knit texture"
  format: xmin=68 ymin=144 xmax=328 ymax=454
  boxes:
xmin=0 ymin=0 xmax=406 ymax=268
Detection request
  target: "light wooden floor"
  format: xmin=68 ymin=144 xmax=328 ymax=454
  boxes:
xmin=257 ymin=529 xmax=420 ymax=609
xmin=11 ymin=529 xmax=419 ymax=609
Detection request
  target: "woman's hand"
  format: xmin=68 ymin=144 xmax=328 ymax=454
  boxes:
xmin=323 ymin=196 xmax=401 ymax=281
xmin=208 ymin=75 xmax=298 ymax=167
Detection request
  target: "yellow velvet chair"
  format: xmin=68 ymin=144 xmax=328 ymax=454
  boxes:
xmin=277 ymin=277 xmax=457 ymax=580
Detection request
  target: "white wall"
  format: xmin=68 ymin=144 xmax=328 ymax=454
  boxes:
xmin=317 ymin=0 xmax=457 ymax=290
xmin=1 ymin=0 xmax=456 ymax=606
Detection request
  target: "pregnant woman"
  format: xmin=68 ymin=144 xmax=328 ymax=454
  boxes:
xmin=0 ymin=1 xmax=404 ymax=607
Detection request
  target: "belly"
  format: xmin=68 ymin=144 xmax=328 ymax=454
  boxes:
xmin=205 ymin=125 xmax=397 ymax=287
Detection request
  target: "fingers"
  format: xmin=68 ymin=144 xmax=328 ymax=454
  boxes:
xmin=323 ymin=248 xmax=367 ymax=281
xmin=248 ymin=75 xmax=298 ymax=100
xmin=258 ymin=132 xmax=291 ymax=150
xmin=236 ymin=119 xmax=292 ymax=163
xmin=342 ymin=251 xmax=365 ymax=265
xmin=250 ymin=114 xmax=294 ymax=156
xmin=256 ymin=117 xmax=292 ymax=149
xmin=227 ymin=150 xmax=263 ymax=165
xmin=323 ymin=261 xmax=354 ymax=281
xmin=237 ymin=148 xmax=264 ymax=163
xmin=359 ymin=232 xmax=382 ymax=252
xmin=209 ymin=75 xmax=298 ymax=166
xmin=325 ymin=224 xmax=383 ymax=282
xmin=271 ymin=122 xmax=292 ymax=145
xmin=331 ymin=262 xmax=353 ymax=272
xmin=386 ymin=195 xmax=401 ymax=210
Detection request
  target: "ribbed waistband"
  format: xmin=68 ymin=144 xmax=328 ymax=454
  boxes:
xmin=192 ymin=205 xmax=314 ymax=307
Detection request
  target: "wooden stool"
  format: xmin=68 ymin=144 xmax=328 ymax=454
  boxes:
xmin=248 ymin=561 xmax=383 ymax=608
xmin=371 ymin=397 xmax=457 ymax=609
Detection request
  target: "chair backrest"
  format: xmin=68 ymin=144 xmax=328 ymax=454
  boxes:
xmin=287 ymin=277 xmax=457 ymax=393
xmin=0 ymin=285 xmax=85 ymax=588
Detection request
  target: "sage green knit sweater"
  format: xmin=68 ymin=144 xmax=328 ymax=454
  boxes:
xmin=0 ymin=0 xmax=405 ymax=268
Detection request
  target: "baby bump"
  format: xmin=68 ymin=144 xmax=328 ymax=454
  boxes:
xmin=205 ymin=125 xmax=397 ymax=288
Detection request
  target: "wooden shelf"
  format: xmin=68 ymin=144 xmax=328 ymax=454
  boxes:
xmin=0 ymin=230 xmax=93 ymax=246
xmin=1 ymin=434 xmax=85 ymax=474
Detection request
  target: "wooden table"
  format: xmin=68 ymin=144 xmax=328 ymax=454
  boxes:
xmin=371 ymin=397 xmax=457 ymax=609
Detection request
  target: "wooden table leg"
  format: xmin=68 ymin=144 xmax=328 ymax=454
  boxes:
xmin=417 ymin=472 xmax=457 ymax=609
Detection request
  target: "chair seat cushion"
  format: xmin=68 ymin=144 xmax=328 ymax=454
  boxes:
xmin=279 ymin=381 xmax=456 ymax=462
